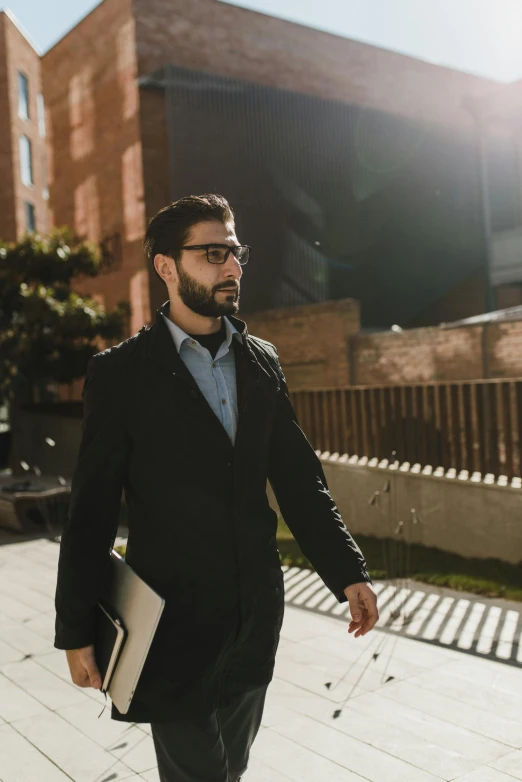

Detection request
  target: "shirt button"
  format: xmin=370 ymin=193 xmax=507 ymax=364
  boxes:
xmin=190 ymin=340 xmax=196 ymax=346
xmin=212 ymin=363 xmax=217 ymax=368
xmin=221 ymin=398 xmax=227 ymax=405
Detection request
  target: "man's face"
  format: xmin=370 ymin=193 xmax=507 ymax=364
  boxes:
xmin=175 ymin=220 xmax=243 ymax=318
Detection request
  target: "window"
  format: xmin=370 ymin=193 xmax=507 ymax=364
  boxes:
xmin=19 ymin=135 xmax=34 ymax=186
xmin=25 ymin=202 xmax=36 ymax=233
xmin=37 ymin=93 xmax=46 ymax=137
xmin=42 ymin=156 xmax=49 ymax=200
xmin=18 ymin=72 xmax=29 ymax=120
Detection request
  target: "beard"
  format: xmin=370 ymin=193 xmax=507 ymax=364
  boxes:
xmin=176 ymin=262 xmax=240 ymax=318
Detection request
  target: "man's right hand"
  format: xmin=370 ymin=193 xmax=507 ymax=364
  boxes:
xmin=65 ymin=645 xmax=102 ymax=689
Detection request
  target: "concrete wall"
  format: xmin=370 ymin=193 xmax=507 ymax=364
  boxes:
xmin=268 ymin=453 xmax=522 ymax=565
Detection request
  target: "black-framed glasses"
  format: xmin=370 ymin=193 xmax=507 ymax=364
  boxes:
xmin=181 ymin=244 xmax=251 ymax=266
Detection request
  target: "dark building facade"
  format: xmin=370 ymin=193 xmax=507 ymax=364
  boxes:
xmin=142 ymin=63 xmax=491 ymax=328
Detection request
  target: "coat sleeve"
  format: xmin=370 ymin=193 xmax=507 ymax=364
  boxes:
xmin=54 ymin=354 xmax=128 ymax=649
xmin=267 ymin=349 xmax=372 ymax=604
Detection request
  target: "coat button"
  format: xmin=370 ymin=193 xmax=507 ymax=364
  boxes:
xmin=191 ymin=389 xmax=199 ymax=399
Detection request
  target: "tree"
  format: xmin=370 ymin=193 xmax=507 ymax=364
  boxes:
xmin=0 ymin=228 xmax=130 ymax=472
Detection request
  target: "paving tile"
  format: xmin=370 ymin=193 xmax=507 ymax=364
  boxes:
xmin=0 ymin=723 xmax=71 ymax=782
xmin=11 ymin=711 xmax=136 ymax=782
xmin=117 ymin=733 xmax=158 ymax=774
xmin=261 ymin=699 xmax=298 ymax=729
xmin=251 ymin=728 xmax=369 ymax=781
xmin=280 ymin=608 xmax=346 ymax=643
xmin=404 ymin=666 xmax=522 ymax=723
xmin=0 ymin=570 xmax=57 ymax=603
xmin=0 ymin=657 xmax=89 ymax=711
xmin=379 ymin=679 xmax=522 ymax=747
xmin=274 ymin=713 xmax=443 ymax=782
xmin=0 ymin=620 xmax=55 ymax=656
xmin=341 ymin=689 xmax=511 ymax=767
xmin=0 ymin=581 xmax=56 ymax=613
xmin=267 ymin=677 xmax=487 ymax=779
xmin=489 ymin=749 xmax=522 ymax=780
xmin=302 ymin=628 xmax=458 ymax=669
xmin=273 ymin=655 xmax=374 ymax=701
xmin=33 ymin=648 xmax=73 ymax=682
xmin=243 ymin=756 xmax=294 ymax=781
xmin=19 ymin=546 xmax=60 ymax=570
xmin=0 ymin=593 xmax=40 ymax=622
xmin=0 ymin=672 xmax=48 ymax=722
xmin=451 ymin=768 xmax=522 ymax=781
xmin=280 ymin=634 xmax=428 ymax=684
xmin=22 ymin=613 xmax=56 ymax=643
xmin=0 ymin=639 xmax=24 ymax=665
xmin=436 ymin=655 xmax=522 ymax=695
xmin=57 ymin=697 xmax=146 ymax=754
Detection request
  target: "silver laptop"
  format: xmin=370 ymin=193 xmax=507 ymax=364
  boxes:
xmin=102 ymin=549 xmax=165 ymax=714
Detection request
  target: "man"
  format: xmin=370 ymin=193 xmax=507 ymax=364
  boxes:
xmin=55 ymin=194 xmax=378 ymax=782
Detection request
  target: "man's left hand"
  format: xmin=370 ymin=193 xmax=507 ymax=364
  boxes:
xmin=343 ymin=582 xmax=379 ymax=638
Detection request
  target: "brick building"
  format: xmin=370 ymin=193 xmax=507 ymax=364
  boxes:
xmin=0 ymin=10 xmax=49 ymax=242
xmin=2 ymin=0 xmax=522 ymax=390
xmin=38 ymin=0 xmax=502 ymax=334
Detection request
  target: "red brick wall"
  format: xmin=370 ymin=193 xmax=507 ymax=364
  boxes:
xmin=0 ymin=14 xmax=16 ymax=242
xmin=245 ymin=299 xmax=360 ymax=389
xmin=487 ymin=322 xmax=522 ymax=378
xmin=354 ymin=326 xmax=484 ymax=385
xmin=132 ymin=0 xmax=494 ymax=131
xmin=354 ymin=319 xmax=522 ymax=385
xmin=41 ymin=0 xmax=150 ymax=337
xmin=0 ymin=12 xmax=48 ymax=241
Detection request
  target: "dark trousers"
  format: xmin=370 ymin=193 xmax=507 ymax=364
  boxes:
xmin=150 ymin=685 xmax=267 ymax=782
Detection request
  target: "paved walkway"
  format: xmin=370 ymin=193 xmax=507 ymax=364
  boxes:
xmin=0 ymin=534 xmax=521 ymax=781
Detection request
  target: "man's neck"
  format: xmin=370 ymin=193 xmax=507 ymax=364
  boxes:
xmin=167 ymin=303 xmax=223 ymax=336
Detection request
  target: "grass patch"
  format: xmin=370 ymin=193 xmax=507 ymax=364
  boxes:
xmin=277 ymin=518 xmax=522 ymax=603
xmin=113 ymin=517 xmax=522 ymax=603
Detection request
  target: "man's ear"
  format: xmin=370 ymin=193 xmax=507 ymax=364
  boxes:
xmin=154 ymin=253 xmax=177 ymax=284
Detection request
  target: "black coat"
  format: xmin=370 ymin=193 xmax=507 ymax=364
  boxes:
xmin=54 ymin=301 xmax=372 ymax=723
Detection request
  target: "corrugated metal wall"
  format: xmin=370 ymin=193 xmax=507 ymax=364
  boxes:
xmin=145 ymin=64 xmax=488 ymax=327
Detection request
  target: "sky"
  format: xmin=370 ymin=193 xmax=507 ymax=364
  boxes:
xmin=2 ymin=0 xmax=522 ymax=83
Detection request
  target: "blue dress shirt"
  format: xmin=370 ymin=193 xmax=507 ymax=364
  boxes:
xmin=161 ymin=313 xmax=242 ymax=445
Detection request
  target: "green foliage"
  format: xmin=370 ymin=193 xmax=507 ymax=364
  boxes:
xmin=0 ymin=227 xmax=130 ymax=405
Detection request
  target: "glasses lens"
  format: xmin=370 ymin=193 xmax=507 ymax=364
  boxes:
xmin=207 ymin=246 xmax=227 ymax=264
xmin=234 ymin=246 xmax=249 ymax=265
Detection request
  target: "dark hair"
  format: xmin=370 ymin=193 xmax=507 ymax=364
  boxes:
xmin=144 ymin=194 xmax=235 ymax=281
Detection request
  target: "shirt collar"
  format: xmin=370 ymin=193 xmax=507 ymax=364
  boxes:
xmin=161 ymin=312 xmax=241 ymax=354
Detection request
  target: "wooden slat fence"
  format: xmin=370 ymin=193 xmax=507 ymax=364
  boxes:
xmin=290 ymin=379 xmax=522 ymax=479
